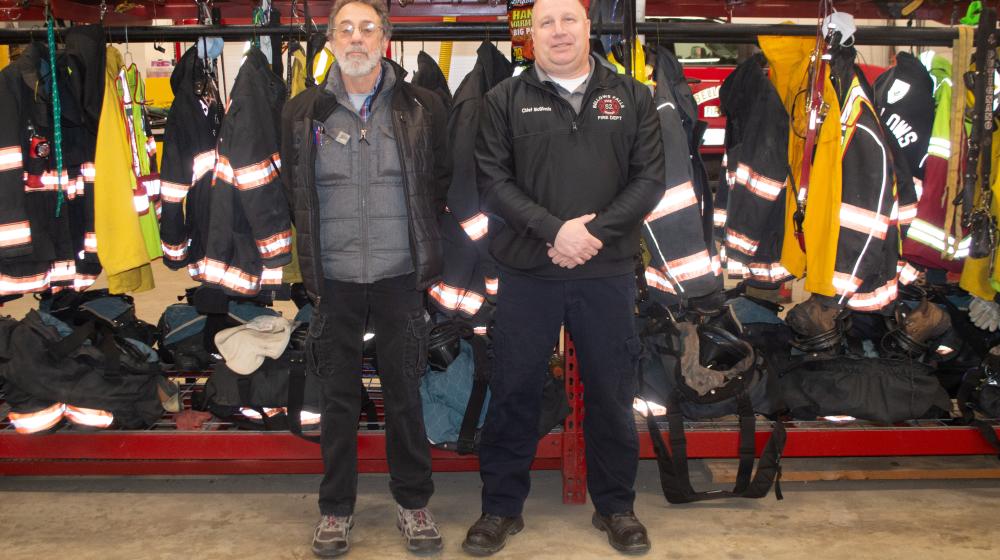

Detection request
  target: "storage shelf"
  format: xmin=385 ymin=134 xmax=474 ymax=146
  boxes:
xmin=2 ymin=336 xmax=998 ymax=506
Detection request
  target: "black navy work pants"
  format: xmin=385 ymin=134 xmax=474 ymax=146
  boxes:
xmin=309 ymin=273 xmax=434 ymax=516
xmin=479 ymin=270 xmax=641 ymax=516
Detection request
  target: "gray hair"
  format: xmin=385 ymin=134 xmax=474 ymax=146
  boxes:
xmin=328 ymin=0 xmax=393 ymax=39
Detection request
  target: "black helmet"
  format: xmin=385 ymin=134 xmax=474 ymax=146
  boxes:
xmin=427 ymin=320 xmax=461 ymax=372
xmin=677 ymin=322 xmax=756 ymax=403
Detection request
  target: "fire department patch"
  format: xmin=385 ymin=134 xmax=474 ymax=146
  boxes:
xmin=593 ymin=95 xmax=625 ymax=121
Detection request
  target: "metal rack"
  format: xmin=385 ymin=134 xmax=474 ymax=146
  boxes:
xmin=0 ymin=21 xmax=963 ymax=45
xmin=3 ymin=334 xmax=999 ymax=504
xmin=1 ymin=15 xmax=998 ymax=504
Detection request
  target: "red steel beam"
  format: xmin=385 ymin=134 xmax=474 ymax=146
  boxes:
xmin=0 ymin=457 xmax=562 ymax=476
xmin=5 ymin=424 xmax=995 ymax=476
xmin=561 ymin=333 xmax=587 ymax=505
xmin=0 ymin=432 xmax=564 ymax=461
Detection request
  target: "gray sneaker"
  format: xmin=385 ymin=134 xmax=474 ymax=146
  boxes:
xmin=312 ymin=515 xmax=353 ymax=558
xmin=396 ymin=506 xmax=444 ymax=555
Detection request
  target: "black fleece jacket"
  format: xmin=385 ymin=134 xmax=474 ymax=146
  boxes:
xmin=475 ymin=56 xmax=665 ymax=279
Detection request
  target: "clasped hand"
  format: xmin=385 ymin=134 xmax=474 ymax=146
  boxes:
xmin=547 ymin=214 xmax=603 ymax=269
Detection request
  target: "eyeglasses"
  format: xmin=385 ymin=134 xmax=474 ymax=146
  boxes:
xmin=334 ymin=21 xmax=382 ymax=38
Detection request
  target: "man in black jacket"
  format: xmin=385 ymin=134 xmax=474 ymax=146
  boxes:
xmin=279 ymin=0 xmax=450 ymax=557
xmin=462 ymin=0 xmax=665 ymax=555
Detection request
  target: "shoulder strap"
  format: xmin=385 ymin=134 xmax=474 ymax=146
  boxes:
xmin=285 ymin=350 xmax=321 ymax=443
xmin=646 ymin=390 xmax=785 ymax=503
xmin=236 ymin=376 xmax=278 ymax=430
xmin=457 ymin=335 xmax=492 ymax=455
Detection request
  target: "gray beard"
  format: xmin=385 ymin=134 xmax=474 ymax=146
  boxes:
xmin=337 ymin=51 xmax=381 ymax=77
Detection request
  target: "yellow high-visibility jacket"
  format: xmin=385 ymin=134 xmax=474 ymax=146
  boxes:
xmin=95 ymin=46 xmax=154 ymax=293
xmin=760 ymin=35 xmax=843 ymax=297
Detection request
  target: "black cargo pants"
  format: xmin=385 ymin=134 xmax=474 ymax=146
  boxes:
xmin=308 ymin=273 xmax=434 ymax=516
xmin=479 ymin=270 xmax=641 ymax=517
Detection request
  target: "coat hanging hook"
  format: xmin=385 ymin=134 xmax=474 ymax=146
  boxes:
xmin=151 ymin=1 xmax=166 ymax=53
xmin=290 ymin=0 xmax=304 ymax=38
xmin=123 ymin=23 xmax=135 ymax=67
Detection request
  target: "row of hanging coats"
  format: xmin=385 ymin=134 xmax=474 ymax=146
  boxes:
xmin=712 ymin=34 xmax=947 ymax=313
xmin=0 ymin=25 xmax=294 ymax=301
xmin=18 ymin=28 xmax=940 ymax=314
xmin=418 ymin=41 xmax=725 ymax=327
xmin=0 ymin=25 xmax=105 ymax=300
xmin=711 ymin=25 xmax=1000 ymax=315
xmin=0 ymin=25 xmax=168 ymax=298
xmin=0 ymin=29 xmax=726 ymax=317
xmin=158 ymin=44 xmax=291 ymax=296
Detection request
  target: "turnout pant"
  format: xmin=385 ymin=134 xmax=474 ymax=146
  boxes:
xmin=309 ymin=274 xmax=434 ymax=516
xmin=479 ymin=270 xmax=641 ymax=516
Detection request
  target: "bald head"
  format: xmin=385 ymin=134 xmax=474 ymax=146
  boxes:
xmin=531 ymin=0 xmax=591 ymax=79
xmin=531 ymin=0 xmax=587 ymax=12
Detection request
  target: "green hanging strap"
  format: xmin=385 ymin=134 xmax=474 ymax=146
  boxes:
xmin=251 ymin=6 xmax=265 ymax=50
xmin=962 ymin=1 xmax=983 ymax=26
xmin=46 ymin=8 xmax=65 ymax=217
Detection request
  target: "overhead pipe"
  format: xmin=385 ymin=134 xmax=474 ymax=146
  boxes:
xmin=0 ymin=21 xmax=964 ymax=45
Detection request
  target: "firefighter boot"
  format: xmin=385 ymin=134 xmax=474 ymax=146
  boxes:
xmin=786 ymin=295 xmax=844 ymax=353
xmin=900 ymin=299 xmax=952 ymax=346
xmin=786 ymin=295 xmax=840 ymax=337
xmin=462 ymin=514 xmax=524 ymax=556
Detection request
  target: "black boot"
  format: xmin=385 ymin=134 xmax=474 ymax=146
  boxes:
xmin=592 ymin=511 xmax=651 ymax=555
xmin=461 ymin=514 xmax=524 ymax=556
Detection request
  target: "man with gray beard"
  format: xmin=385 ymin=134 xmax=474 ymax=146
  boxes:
xmin=280 ymin=0 xmax=451 ymax=557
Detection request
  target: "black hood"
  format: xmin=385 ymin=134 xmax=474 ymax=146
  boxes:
xmin=651 ymin=46 xmax=698 ymax=128
xmin=719 ymin=53 xmax=770 ymax=123
xmin=477 ymin=41 xmax=513 ymax=90
xmin=451 ymin=41 xmax=513 ymax=109
xmin=170 ymin=44 xmax=208 ymax=96
xmin=233 ymin=46 xmax=287 ymax=119
xmin=829 ymin=45 xmax=861 ymax=104
xmin=411 ymin=51 xmax=453 ymax=109
xmin=13 ymin=43 xmax=46 ymax=101
xmin=64 ymin=25 xmax=106 ymax=128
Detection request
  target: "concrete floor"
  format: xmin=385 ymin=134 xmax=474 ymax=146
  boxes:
xmin=1 ymin=460 xmax=998 ymax=560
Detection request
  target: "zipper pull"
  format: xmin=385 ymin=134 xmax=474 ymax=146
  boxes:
xmin=360 ymin=128 xmax=369 ymax=144
xmin=571 ymin=121 xmax=578 ymax=133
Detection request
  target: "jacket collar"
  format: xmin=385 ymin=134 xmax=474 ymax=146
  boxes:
xmin=478 ymin=41 xmax=514 ymax=90
xmin=520 ymin=53 xmax=622 ymax=93
xmin=452 ymin=42 xmax=513 ymax=108
xmin=15 ymin=43 xmax=46 ymax=101
xmin=320 ymin=57 xmax=408 ymax=109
